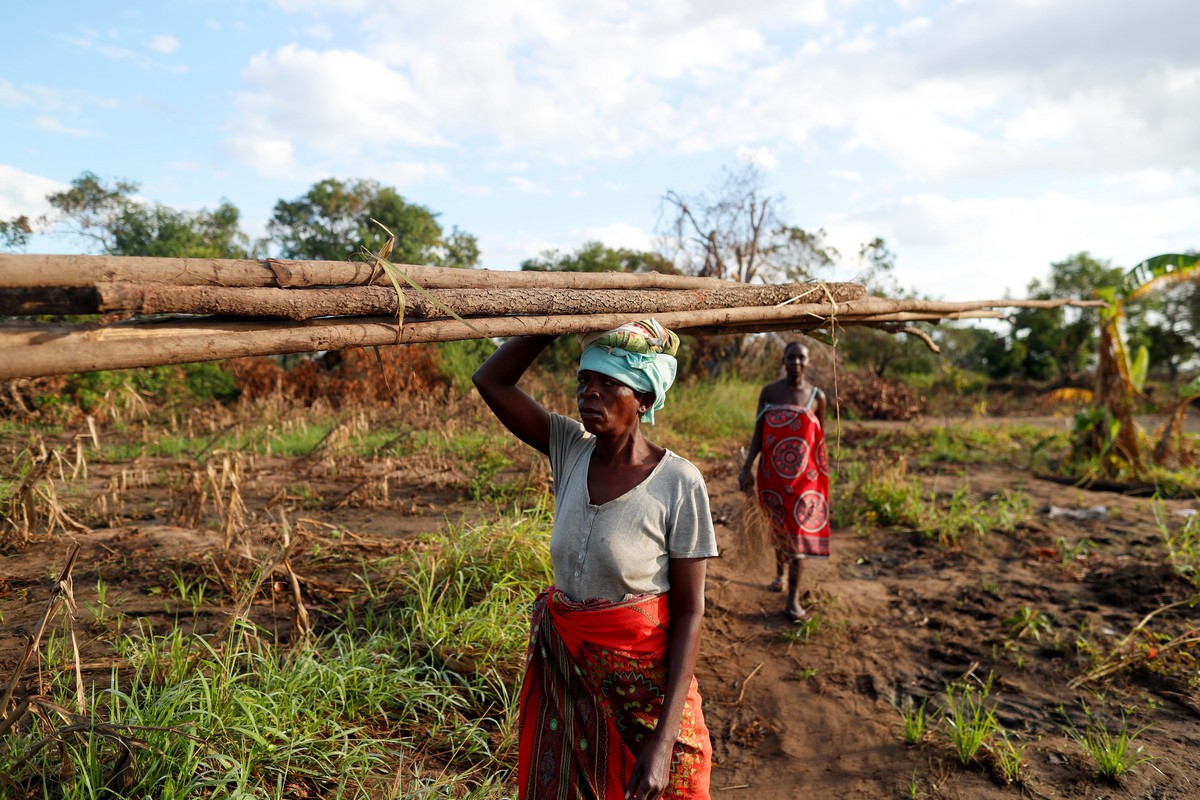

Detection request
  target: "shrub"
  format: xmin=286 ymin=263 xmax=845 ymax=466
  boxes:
xmin=835 ymin=371 xmax=925 ymax=420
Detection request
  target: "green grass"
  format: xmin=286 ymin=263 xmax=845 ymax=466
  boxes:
xmin=834 ymin=460 xmax=1032 ymax=544
xmin=1004 ymin=607 xmax=1053 ymax=643
xmin=898 ymin=697 xmax=931 ymax=745
xmin=1158 ymin=503 xmax=1200 ymax=589
xmin=940 ymin=677 xmax=1001 ymax=766
xmin=658 ymin=378 xmax=759 ymax=449
xmin=1066 ymin=706 xmax=1154 ymax=780
xmin=2 ymin=509 xmax=554 ymax=799
xmin=846 ymin=424 xmax=1065 ymax=470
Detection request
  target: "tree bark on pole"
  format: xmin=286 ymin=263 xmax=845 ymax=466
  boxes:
xmin=0 ymin=254 xmax=734 ymax=290
xmin=78 ymin=282 xmax=866 ymax=319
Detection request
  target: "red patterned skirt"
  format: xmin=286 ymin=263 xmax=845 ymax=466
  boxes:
xmin=755 ymin=404 xmax=831 ymax=558
xmin=517 ymin=589 xmax=711 ymax=800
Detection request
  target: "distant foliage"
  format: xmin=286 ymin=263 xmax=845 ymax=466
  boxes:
xmin=232 ymin=345 xmax=444 ymax=405
xmin=836 ymin=372 xmax=925 ymax=420
xmin=436 ymin=339 xmax=497 ymax=393
xmin=0 ymin=364 xmax=239 ymax=421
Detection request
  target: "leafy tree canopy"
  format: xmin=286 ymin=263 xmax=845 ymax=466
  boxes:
xmin=520 ymin=240 xmax=675 ymax=274
xmin=267 ymin=178 xmax=478 ymax=268
xmin=0 ymin=215 xmax=32 ymax=252
xmin=1007 ymin=252 xmax=1124 ymax=383
xmin=45 ymin=171 xmax=254 ymax=258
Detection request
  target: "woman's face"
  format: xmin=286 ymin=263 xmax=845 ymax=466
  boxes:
xmin=784 ymin=345 xmax=809 ymax=379
xmin=576 ymin=370 xmax=644 ymax=435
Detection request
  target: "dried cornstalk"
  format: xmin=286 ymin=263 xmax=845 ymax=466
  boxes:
xmin=0 ymin=544 xmax=80 ymax=723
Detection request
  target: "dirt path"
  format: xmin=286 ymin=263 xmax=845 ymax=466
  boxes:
xmin=694 ymin=446 xmax=1200 ymax=799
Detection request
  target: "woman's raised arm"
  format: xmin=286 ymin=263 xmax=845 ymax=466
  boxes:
xmin=472 ymin=335 xmax=556 ymax=455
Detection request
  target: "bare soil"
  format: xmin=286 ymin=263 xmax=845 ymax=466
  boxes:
xmin=2 ymin=415 xmax=1199 ymax=799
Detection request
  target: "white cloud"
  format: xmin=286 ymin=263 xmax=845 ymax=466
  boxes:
xmin=63 ymin=31 xmax=188 ymax=74
xmin=737 ymin=145 xmax=779 ymax=171
xmin=577 ymin=222 xmax=654 ymax=252
xmin=481 ymin=219 xmax=656 ymax=271
xmin=823 ymin=174 xmax=1200 ymax=300
xmin=239 ymin=0 xmax=1196 ymax=187
xmin=509 ymin=176 xmax=552 ymax=195
xmin=234 ymin=45 xmax=447 ymax=160
xmin=374 ymin=160 xmax=449 ymax=187
xmin=0 ymin=80 xmax=29 ymax=107
xmin=225 ymin=135 xmax=298 ymax=178
xmin=150 ymin=34 xmax=180 ymax=54
xmin=35 ymin=116 xmax=96 ymax=138
xmin=0 ymin=165 xmax=65 ymax=218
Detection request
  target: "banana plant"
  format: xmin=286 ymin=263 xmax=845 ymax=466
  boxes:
xmin=1080 ymin=253 xmax=1199 ymax=476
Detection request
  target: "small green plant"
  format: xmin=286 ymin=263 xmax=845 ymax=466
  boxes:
xmin=169 ymin=570 xmax=208 ymax=615
xmin=1067 ymin=706 xmax=1154 ymax=779
xmin=89 ymin=575 xmax=111 ymax=627
xmin=780 ymin=613 xmax=825 ymax=643
xmin=941 ymin=675 xmax=1001 ymax=765
xmin=989 ymin=730 xmax=1026 ymax=785
xmin=1057 ymin=534 xmax=1096 ymax=568
xmin=1158 ymin=505 xmax=1200 ymax=589
xmin=794 ymin=667 xmax=819 ymax=680
xmin=905 ymin=768 xmax=922 ymax=799
xmin=1004 ymin=606 xmax=1053 ymax=642
xmin=898 ymin=696 xmax=931 ymax=745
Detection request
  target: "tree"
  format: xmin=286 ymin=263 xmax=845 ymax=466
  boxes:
xmin=1072 ymin=253 xmax=1200 ymax=477
xmin=44 ymin=171 xmax=255 ymax=258
xmin=935 ymin=324 xmax=1026 ymax=380
xmin=1124 ymin=268 xmax=1199 ymax=383
xmin=657 ymin=163 xmax=840 ymax=376
xmin=835 ymin=239 xmax=935 ymax=377
xmin=659 ymin=163 xmax=836 ymax=284
xmin=521 ymin=240 xmax=676 ymax=274
xmin=0 ymin=215 xmax=32 ymax=252
xmin=267 ymin=178 xmax=478 ymax=268
xmin=1008 ymin=252 xmax=1124 ymax=383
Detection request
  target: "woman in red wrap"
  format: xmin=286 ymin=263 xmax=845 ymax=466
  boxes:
xmin=473 ymin=322 xmax=717 ymax=800
xmin=738 ymin=341 xmax=829 ymax=621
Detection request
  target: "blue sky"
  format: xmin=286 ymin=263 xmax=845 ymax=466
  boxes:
xmin=2 ymin=0 xmax=1197 ymax=301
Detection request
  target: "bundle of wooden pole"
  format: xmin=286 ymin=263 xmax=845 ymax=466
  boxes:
xmin=0 ymin=253 xmax=1098 ymax=380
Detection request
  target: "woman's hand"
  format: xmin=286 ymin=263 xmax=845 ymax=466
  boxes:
xmin=738 ymin=465 xmax=754 ymax=492
xmin=625 ymin=730 xmax=675 ymax=800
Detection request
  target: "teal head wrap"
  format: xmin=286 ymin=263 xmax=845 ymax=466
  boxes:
xmin=577 ymin=319 xmax=679 ymax=424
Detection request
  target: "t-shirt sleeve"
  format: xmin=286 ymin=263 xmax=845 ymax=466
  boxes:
xmin=668 ymin=463 xmax=720 ymax=559
xmin=548 ymin=412 xmax=586 ymax=482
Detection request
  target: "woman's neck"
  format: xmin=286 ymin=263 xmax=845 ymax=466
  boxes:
xmin=593 ymin=430 xmax=656 ymax=466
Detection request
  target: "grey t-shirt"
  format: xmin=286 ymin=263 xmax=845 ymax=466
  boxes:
xmin=547 ymin=413 xmax=719 ymax=602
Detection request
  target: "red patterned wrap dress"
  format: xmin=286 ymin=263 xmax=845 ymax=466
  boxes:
xmin=754 ymin=398 xmax=831 ymax=559
xmin=518 ymin=589 xmax=712 ymax=800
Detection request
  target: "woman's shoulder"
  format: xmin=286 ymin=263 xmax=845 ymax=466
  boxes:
xmin=549 ymin=411 xmax=587 ymax=438
xmin=657 ymin=450 xmax=707 ymax=486
xmin=760 ymin=379 xmax=791 ymax=402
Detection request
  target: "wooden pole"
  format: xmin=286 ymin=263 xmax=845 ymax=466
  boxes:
xmin=0 ymin=253 xmax=735 ymax=290
xmin=0 ymin=296 xmax=1076 ymax=380
xmin=76 ymin=281 xmax=866 ymax=319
